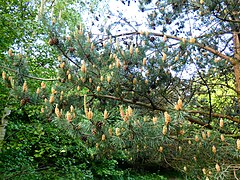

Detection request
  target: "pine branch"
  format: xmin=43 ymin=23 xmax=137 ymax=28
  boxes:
xmin=0 ymin=65 xmax=57 ymax=81
xmin=88 ymin=93 xmax=240 ymax=131
xmin=106 ymin=31 xmax=238 ymax=65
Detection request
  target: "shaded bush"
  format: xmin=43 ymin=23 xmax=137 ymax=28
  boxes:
xmin=0 ymin=107 xmax=123 ymax=179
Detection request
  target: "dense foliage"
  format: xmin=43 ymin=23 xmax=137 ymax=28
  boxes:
xmin=0 ymin=0 xmax=240 ymax=179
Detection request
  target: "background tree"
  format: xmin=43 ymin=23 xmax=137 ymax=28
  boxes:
xmin=135 ymin=0 xmax=240 ymax=122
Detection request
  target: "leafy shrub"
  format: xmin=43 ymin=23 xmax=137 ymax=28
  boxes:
xmin=0 ymin=108 xmax=92 ymax=179
xmin=0 ymin=107 xmax=125 ymax=179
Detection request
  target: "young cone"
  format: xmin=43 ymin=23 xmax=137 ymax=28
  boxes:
xmin=219 ymin=118 xmax=224 ymax=128
xmin=55 ymin=104 xmax=61 ymax=118
xmin=36 ymin=88 xmax=41 ymax=95
xmin=195 ymin=135 xmax=199 ymax=142
xmin=66 ymin=111 xmax=72 ymax=123
xmin=215 ymin=164 xmax=220 ymax=172
xmin=152 ymin=117 xmax=157 ymax=124
xmin=41 ymin=82 xmax=46 ymax=89
xmin=162 ymin=125 xmax=167 ymax=135
xmin=101 ymin=134 xmax=106 ymax=141
xmin=212 ymin=145 xmax=217 ymax=154
xmin=2 ymin=71 xmax=6 ymax=80
xmin=115 ymin=128 xmax=121 ymax=136
xmin=202 ymin=131 xmax=207 ymax=140
xmin=164 ymin=112 xmax=171 ymax=125
xmin=22 ymin=81 xmax=28 ymax=93
xmin=104 ymin=109 xmax=108 ymax=120
xmin=237 ymin=139 xmax=240 ymax=150
xmin=159 ymin=146 xmax=163 ymax=153
xmin=49 ymin=95 xmax=54 ymax=104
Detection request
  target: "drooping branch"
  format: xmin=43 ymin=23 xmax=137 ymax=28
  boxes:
xmin=87 ymin=93 xmax=240 ymax=130
xmin=89 ymin=93 xmax=164 ymax=111
xmin=0 ymin=65 xmax=58 ymax=81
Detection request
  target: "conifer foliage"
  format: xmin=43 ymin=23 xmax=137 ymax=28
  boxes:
xmin=1 ymin=0 xmax=240 ymax=179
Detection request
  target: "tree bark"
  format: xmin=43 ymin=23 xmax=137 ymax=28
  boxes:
xmin=233 ymin=31 xmax=240 ymax=110
xmin=0 ymin=108 xmax=11 ymax=152
xmin=0 ymin=125 xmax=6 ymax=151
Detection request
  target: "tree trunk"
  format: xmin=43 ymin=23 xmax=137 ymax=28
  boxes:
xmin=233 ymin=31 xmax=240 ymax=110
xmin=0 ymin=124 xmax=6 ymax=152
xmin=0 ymin=108 xmax=11 ymax=152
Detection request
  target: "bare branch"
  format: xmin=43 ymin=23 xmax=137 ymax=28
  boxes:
xmin=187 ymin=110 xmax=240 ymax=124
xmin=56 ymin=44 xmax=81 ymax=69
